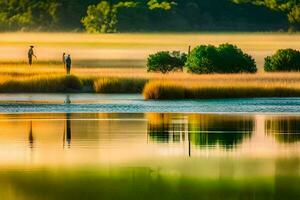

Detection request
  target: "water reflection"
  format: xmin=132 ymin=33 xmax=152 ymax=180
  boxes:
xmin=1 ymin=113 xmax=300 ymax=166
xmin=148 ymin=113 xmax=254 ymax=149
xmin=28 ymin=121 xmax=34 ymax=149
xmin=1 ymin=113 xmax=300 ymax=199
xmin=265 ymin=116 xmax=300 ymax=143
xmin=63 ymin=113 xmax=72 ymax=148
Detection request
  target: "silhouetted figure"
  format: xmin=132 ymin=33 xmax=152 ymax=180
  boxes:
xmin=62 ymin=52 xmax=66 ymax=68
xmin=66 ymin=54 xmax=72 ymax=75
xmin=28 ymin=121 xmax=34 ymax=149
xmin=28 ymin=46 xmax=36 ymax=66
xmin=63 ymin=113 xmax=72 ymax=148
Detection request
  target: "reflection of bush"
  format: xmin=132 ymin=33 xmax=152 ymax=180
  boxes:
xmin=147 ymin=113 xmax=254 ymax=148
xmin=149 ymin=125 xmax=185 ymax=143
xmin=191 ymin=132 xmax=249 ymax=148
xmin=148 ymin=113 xmax=187 ymax=143
xmin=189 ymin=115 xmax=254 ymax=148
xmin=265 ymin=117 xmax=300 ymax=143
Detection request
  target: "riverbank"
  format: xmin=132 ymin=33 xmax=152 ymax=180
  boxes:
xmin=2 ymin=66 xmax=300 ymax=99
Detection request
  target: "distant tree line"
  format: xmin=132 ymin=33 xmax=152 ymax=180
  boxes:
xmin=233 ymin=0 xmax=300 ymax=31
xmin=0 ymin=0 xmax=296 ymax=32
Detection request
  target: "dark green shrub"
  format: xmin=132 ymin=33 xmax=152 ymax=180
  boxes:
xmin=264 ymin=49 xmax=300 ymax=72
xmin=186 ymin=44 xmax=257 ymax=74
xmin=63 ymin=75 xmax=83 ymax=91
xmin=147 ymin=51 xmax=187 ymax=73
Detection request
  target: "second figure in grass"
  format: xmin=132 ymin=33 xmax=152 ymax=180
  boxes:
xmin=63 ymin=53 xmax=72 ymax=75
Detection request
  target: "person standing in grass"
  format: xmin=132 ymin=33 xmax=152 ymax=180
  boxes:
xmin=28 ymin=46 xmax=36 ymax=66
xmin=66 ymin=54 xmax=72 ymax=75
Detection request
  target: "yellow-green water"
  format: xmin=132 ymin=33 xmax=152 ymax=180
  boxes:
xmin=0 ymin=113 xmax=300 ymax=199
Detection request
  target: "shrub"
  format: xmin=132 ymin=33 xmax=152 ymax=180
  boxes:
xmin=264 ymin=49 xmax=300 ymax=72
xmin=63 ymin=75 xmax=83 ymax=91
xmin=147 ymin=51 xmax=187 ymax=73
xmin=185 ymin=44 xmax=257 ymax=74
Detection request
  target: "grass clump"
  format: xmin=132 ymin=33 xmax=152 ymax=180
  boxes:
xmin=143 ymin=81 xmax=185 ymax=99
xmin=94 ymin=78 xmax=147 ymax=93
xmin=186 ymin=44 xmax=257 ymax=74
xmin=265 ymin=49 xmax=300 ymax=72
xmin=143 ymin=80 xmax=300 ymax=100
xmin=0 ymin=75 xmax=83 ymax=93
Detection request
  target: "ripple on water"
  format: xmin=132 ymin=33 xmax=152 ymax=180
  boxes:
xmin=0 ymin=94 xmax=300 ymax=113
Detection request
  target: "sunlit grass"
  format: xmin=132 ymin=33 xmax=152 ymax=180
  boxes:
xmin=143 ymin=74 xmax=300 ymax=99
xmin=0 ymin=75 xmax=84 ymax=93
xmin=0 ymin=32 xmax=299 ymax=70
xmin=94 ymin=78 xmax=147 ymax=93
xmin=2 ymin=65 xmax=300 ymax=98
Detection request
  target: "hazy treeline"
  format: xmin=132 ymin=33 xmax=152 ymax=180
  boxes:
xmin=0 ymin=0 xmax=290 ymax=32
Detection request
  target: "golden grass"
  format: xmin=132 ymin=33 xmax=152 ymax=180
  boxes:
xmin=0 ymin=75 xmax=84 ymax=93
xmin=0 ymin=33 xmax=299 ymax=96
xmin=2 ymin=65 xmax=300 ymax=98
xmin=143 ymin=77 xmax=300 ymax=99
xmin=0 ymin=32 xmax=299 ymax=70
xmin=94 ymin=78 xmax=147 ymax=93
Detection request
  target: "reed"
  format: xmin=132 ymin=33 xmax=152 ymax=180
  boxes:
xmin=93 ymin=77 xmax=147 ymax=93
xmin=2 ymin=65 xmax=300 ymax=98
xmin=0 ymin=75 xmax=84 ymax=93
xmin=143 ymin=80 xmax=300 ymax=100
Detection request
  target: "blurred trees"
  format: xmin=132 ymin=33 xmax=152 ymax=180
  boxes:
xmin=81 ymin=1 xmax=137 ymax=33
xmin=233 ymin=0 xmax=300 ymax=30
xmin=0 ymin=0 xmax=293 ymax=32
xmin=0 ymin=0 xmax=60 ymax=31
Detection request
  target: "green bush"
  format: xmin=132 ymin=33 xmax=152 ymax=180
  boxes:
xmin=264 ymin=49 xmax=300 ymax=72
xmin=185 ymin=44 xmax=257 ymax=74
xmin=63 ymin=75 xmax=83 ymax=91
xmin=147 ymin=51 xmax=187 ymax=73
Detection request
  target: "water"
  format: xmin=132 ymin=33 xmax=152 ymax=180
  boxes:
xmin=1 ymin=94 xmax=300 ymax=113
xmin=1 ymin=94 xmax=300 ymax=199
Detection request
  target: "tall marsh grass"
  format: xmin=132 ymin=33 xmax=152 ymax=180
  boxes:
xmin=0 ymin=75 xmax=83 ymax=93
xmin=2 ymin=65 xmax=300 ymax=99
xmin=94 ymin=78 xmax=147 ymax=93
xmin=143 ymin=79 xmax=300 ymax=100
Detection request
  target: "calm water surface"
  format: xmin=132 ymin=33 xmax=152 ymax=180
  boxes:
xmin=1 ymin=94 xmax=300 ymax=113
xmin=1 ymin=112 xmax=300 ymax=199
